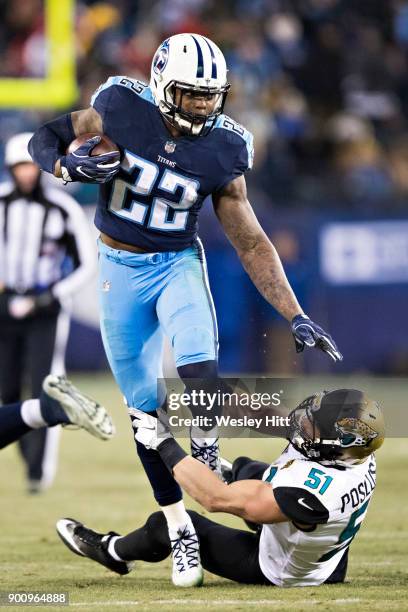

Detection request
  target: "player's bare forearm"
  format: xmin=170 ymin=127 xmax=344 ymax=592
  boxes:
xmin=173 ymin=455 xmax=286 ymax=524
xmin=240 ymin=234 xmax=303 ymax=322
xmin=54 ymin=107 xmax=103 ymax=178
xmin=213 ymin=175 xmax=303 ymax=321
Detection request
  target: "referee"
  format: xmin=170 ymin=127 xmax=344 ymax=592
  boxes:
xmin=0 ymin=132 xmax=96 ymax=493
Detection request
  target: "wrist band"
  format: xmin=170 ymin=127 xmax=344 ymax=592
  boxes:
xmin=158 ymin=438 xmax=187 ymax=472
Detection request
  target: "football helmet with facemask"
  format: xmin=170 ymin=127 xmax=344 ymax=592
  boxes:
xmin=287 ymin=389 xmax=384 ymax=467
xmin=150 ymin=33 xmax=230 ymax=136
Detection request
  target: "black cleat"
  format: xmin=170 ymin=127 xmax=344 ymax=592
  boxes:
xmin=218 ymin=456 xmax=233 ymax=484
xmin=56 ymin=518 xmax=134 ymax=575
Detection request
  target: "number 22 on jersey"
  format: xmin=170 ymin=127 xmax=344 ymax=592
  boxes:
xmin=108 ymin=151 xmax=200 ymax=231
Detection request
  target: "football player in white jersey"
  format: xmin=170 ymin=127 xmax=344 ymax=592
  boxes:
xmin=56 ymin=388 xmax=384 ymax=587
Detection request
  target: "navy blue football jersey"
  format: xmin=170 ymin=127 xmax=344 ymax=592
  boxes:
xmin=91 ymin=76 xmax=254 ymax=252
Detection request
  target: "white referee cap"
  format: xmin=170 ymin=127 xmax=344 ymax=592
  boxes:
xmin=5 ymin=132 xmax=35 ymax=167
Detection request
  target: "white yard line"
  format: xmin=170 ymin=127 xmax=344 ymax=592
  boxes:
xmin=70 ymin=598 xmax=362 ymax=607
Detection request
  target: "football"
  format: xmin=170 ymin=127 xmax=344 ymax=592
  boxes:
xmin=67 ymin=132 xmax=119 ymax=156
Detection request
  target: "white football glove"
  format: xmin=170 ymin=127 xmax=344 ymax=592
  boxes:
xmin=130 ymin=407 xmax=172 ymax=450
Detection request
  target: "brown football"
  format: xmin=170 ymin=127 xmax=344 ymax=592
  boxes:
xmin=67 ymin=132 xmax=120 ymax=156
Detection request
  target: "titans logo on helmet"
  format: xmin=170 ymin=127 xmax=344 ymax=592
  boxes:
xmin=153 ymin=39 xmax=170 ymax=75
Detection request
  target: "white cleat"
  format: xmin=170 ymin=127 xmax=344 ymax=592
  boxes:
xmin=190 ymin=434 xmax=220 ymax=472
xmin=43 ymin=375 xmax=115 ymax=441
xmin=169 ymin=523 xmax=204 ymax=587
xmin=218 ymin=456 xmax=233 ymax=483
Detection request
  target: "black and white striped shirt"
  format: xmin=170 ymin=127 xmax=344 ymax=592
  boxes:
xmin=0 ymin=181 xmax=95 ymax=301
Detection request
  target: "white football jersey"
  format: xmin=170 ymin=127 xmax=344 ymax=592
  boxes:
xmin=258 ymin=445 xmax=376 ymax=587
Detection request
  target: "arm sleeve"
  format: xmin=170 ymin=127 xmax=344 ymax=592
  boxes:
xmin=28 ymin=114 xmax=76 ymax=174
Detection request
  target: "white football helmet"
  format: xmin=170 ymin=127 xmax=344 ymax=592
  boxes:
xmin=150 ymin=33 xmax=230 ymax=136
xmin=5 ymin=132 xmax=35 ymax=167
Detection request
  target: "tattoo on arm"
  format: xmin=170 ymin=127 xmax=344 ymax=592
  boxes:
xmin=71 ymin=107 xmax=103 ymax=137
xmin=213 ymin=176 xmax=303 ymax=322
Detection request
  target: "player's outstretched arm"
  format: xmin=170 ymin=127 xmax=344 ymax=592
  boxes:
xmin=174 ymin=455 xmax=288 ymax=524
xmin=212 ymin=175 xmax=342 ymax=361
xmin=213 ymin=175 xmax=303 ymax=322
xmin=133 ymin=411 xmax=287 ymax=524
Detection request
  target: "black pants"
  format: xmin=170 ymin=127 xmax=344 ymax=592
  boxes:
xmin=0 ymin=313 xmax=58 ymax=482
xmin=116 ymin=457 xmax=275 ymax=584
xmin=116 ymin=455 xmax=348 ymax=585
xmin=116 ymin=509 xmax=270 ymax=585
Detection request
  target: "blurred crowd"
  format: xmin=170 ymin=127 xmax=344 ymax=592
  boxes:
xmin=2 ymin=0 xmax=408 ymax=212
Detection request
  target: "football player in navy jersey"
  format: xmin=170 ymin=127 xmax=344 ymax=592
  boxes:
xmin=29 ymin=33 xmax=342 ymax=587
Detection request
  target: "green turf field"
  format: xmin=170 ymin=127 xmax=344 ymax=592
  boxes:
xmin=1 ymin=374 xmax=407 ymax=611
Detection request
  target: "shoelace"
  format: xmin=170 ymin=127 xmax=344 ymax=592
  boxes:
xmin=170 ymin=526 xmax=200 ymax=572
xmin=74 ymin=526 xmax=116 ymax=550
xmin=191 ymin=438 xmax=219 ymax=471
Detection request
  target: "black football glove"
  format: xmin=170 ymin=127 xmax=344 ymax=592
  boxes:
xmin=291 ymin=314 xmax=343 ymax=362
xmin=59 ymin=136 xmax=120 ymax=183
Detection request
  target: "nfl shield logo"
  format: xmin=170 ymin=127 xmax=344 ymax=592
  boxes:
xmin=165 ymin=141 xmax=176 ymax=154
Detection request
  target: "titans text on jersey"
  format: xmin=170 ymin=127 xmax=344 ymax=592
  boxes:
xmin=91 ymin=76 xmax=254 ymax=252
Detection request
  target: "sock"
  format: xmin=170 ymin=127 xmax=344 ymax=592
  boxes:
xmin=39 ymin=390 xmax=71 ymax=426
xmin=107 ymin=536 xmax=124 ymax=561
xmin=0 ymin=401 xmax=32 ymax=450
xmin=21 ymin=399 xmax=47 ymax=428
xmin=131 ymin=414 xmax=182 ymax=506
xmin=161 ymin=500 xmax=193 ymax=531
xmin=115 ymin=511 xmax=172 ymax=562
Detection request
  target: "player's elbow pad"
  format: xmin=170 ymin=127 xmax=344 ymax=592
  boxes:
xmin=28 ymin=114 xmax=75 ymax=174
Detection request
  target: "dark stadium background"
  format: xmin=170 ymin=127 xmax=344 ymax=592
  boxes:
xmin=1 ymin=0 xmax=408 ymax=376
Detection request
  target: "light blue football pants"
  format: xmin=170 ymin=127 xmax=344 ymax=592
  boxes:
xmin=98 ymin=238 xmax=218 ymax=412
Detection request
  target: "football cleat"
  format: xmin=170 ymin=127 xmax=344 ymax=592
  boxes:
xmin=190 ymin=435 xmax=220 ymax=473
xmin=218 ymin=456 xmax=233 ymax=484
xmin=169 ymin=523 xmax=203 ymax=587
xmin=56 ymin=518 xmax=133 ymax=575
xmin=43 ymin=375 xmax=115 ymax=440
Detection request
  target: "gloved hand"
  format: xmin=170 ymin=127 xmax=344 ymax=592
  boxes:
xmin=59 ymin=136 xmax=120 ymax=183
xmin=291 ymin=314 xmax=343 ymax=362
xmin=130 ymin=407 xmax=173 ymax=450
